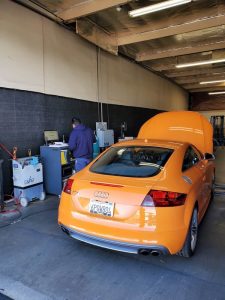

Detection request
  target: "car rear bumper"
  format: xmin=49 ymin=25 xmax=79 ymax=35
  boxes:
xmin=60 ymin=223 xmax=170 ymax=256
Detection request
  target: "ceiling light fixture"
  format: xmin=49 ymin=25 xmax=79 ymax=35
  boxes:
xmin=176 ymin=58 xmax=225 ymax=68
xmin=200 ymin=79 xmax=225 ymax=85
xmin=129 ymin=0 xmax=192 ymax=18
xmin=208 ymin=91 xmax=225 ymax=95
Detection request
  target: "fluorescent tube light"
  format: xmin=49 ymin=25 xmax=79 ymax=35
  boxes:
xmin=200 ymin=79 xmax=225 ymax=85
xmin=208 ymin=91 xmax=225 ymax=95
xmin=176 ymin=58 xmax=225 ymax=68
xmin=129 ymin=0 xmax=192 ymax=18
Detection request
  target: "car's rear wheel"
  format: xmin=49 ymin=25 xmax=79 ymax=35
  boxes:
xmin=179 ymin=207 xmax=198 ymax=258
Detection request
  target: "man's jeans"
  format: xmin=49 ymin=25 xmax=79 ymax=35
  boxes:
xmin=75 ymin=158 xmax=91 ymax=172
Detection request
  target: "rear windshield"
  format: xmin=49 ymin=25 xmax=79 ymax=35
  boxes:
xmin=90 ymin=146 xmax=173 ymax=178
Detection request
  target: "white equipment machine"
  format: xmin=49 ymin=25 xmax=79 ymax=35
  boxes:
xmin=96 ymin=122 xmax=114 ymax=148
xmin=12 ymin=156 xmax=45 ymax=207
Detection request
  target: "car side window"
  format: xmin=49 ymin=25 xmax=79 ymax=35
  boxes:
xmin=182 ymin=146 xmax=200 ymax=172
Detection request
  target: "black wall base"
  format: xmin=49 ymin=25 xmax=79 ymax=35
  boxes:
xmin=0 ymin=88 xmax=163 ymax=193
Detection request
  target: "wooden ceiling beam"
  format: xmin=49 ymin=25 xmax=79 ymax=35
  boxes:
xmin=76 ymin=18 xmax=118 ymax=55
xmin=57 ymin=0 xmax=131 ymax=22
xmin=183 ymin=82 xmax=225 ymax=90
xmin=136 ymin=40 xmax=225 ymax=61
xmin=190 ymin=86 xmax=225 ymax=93
xmin=164 ymin=67 xmax=225 ymax=78
xmin=145 ymin=52 xmax=215 ymax=72
xmin=118 ymin=14 xmax=225 ymax=46
xmin=175 ymin=74 xmax=225 ymax=84
xmin=143 ymin=62 xmax=177 ymax=71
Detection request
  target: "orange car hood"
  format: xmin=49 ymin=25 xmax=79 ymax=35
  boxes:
xmin=138 ymin=111 xmax=213 ymax=154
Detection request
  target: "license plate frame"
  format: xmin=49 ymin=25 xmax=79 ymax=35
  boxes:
xmin=89 ymin=199 xmax=114 ymax=217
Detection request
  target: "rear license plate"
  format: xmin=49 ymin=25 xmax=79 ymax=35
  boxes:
xmin=89 ymin=199 xmax=114 ymax=217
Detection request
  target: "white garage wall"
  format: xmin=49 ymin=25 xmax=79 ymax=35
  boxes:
xmin=0 ymin=0 xmax=44 ymax=92
xmin=99 ymin=52 xmax=188 ymax=110
xmin=0 ymin=0 xmax=188 ymax=111
xmin=43 ymin=18 xmax=98 ymax=101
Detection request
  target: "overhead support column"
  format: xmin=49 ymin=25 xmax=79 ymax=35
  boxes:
xmin=76 ymin=19 xmax=118 ymax=55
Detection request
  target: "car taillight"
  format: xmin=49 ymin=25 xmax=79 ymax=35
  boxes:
xmin=63 ymin=179 xmax=74 ymax=194
xmin=141 ymin=190 xmax=186 ymax=207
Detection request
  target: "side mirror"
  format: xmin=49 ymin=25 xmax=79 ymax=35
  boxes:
xmin=204 ymin=153 xmax=215 ymax=161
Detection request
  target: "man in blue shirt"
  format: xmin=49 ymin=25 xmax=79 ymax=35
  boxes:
xmin=69 ymin=117 xmax=95 ymax=172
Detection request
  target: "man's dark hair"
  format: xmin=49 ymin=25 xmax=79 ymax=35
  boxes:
xmin=72 ymin=117 xmax=81 ymax=126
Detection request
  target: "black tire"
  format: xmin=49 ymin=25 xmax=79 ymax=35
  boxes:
xmin=179 ymin=207 xmax=198 ymax=258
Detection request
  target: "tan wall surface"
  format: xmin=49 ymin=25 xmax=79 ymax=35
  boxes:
xmin=0 ymin=0 xmax=188 ymax=110
xmin=0 ymin=0 xmax=44 ymax=92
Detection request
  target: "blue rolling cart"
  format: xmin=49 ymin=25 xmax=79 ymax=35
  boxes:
xmin=40 ymin=146 xmax=74 ymax=196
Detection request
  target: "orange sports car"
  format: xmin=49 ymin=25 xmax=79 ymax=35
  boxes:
xmin=58 ymin=111 xmax=215 ymax=257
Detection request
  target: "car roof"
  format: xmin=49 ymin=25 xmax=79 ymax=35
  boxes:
xmin=112 ymin=139 xmax=188 ymax=150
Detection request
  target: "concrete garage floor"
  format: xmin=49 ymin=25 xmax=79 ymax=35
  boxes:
xmin=0 ymin=196 xmax=225 ymax=300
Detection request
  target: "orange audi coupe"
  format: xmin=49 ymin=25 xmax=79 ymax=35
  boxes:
xmin=59 ymin=111 xmax=215 ymax=257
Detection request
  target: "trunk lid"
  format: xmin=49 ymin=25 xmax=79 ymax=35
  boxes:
xmin=70 ymin=172 xmax=162 ymax=220
xmin=138 ymin=111 xmax=213 ymax=154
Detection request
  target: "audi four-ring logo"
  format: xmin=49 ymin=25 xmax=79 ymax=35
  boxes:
xmin=94 ymin=191 xmax=109 ymax=199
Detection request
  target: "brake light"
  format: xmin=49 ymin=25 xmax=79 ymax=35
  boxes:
xmin=90 ymin=181 xmax=124 ymax=188
xmin=63 ymin=179 xmax=74 ymax=194
xmin=141 ymin=190 xmax=186 ymax=207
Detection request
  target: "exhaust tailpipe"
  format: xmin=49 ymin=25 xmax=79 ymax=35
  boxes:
xmin=150 ymin=250 xmax=160 ymax=256
xmin=139 ymin=248 xmax=162 ymax=256
xmin=139 ymin=249 xmax=150 ymax=256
